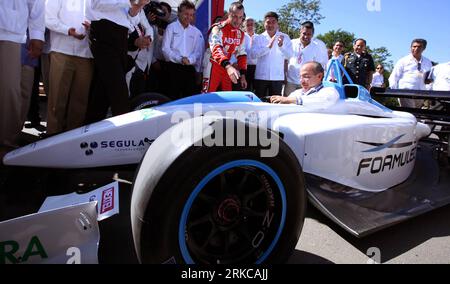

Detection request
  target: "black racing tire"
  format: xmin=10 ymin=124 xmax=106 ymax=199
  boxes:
xmin=129 ymin=92 xmax=171 ymax=111
xmin=131 ymin=116 xmax=306 ymax=264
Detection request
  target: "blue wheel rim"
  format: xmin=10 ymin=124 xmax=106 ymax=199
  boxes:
xmin=178 ymin=159 xmax=287 ymax=264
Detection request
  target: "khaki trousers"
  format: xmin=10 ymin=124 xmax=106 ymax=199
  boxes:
xmin=0 ymin=41 xmax=22 ymax=147
xmin=20 ymin=65 xmax=35 ymax=125
xmin=47 ymin=52 xmax=93 ymax=134
xmin=41 ymin=53 xmax=50 ymax=95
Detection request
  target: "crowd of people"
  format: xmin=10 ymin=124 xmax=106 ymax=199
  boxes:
xmin=1 ymin=0 xmax=449 ymax=156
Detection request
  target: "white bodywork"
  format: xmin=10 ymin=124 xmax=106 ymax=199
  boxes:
xmin=3 ymin=93 xmax=430 ymax=193
xmin=0 ymin=202 xmax=99 ymax=264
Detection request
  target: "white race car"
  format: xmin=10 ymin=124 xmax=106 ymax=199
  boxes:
xmin=3 ymin=61 xmax=448 ymax=264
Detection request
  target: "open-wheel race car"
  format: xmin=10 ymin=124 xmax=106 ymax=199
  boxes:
xmin=2 ymin=60 xmax=450 ymax=264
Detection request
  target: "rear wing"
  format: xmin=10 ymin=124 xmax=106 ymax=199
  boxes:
xmin=370 ymin=88 xmax=450 ymax=121
xmin=371 ymin=87 xmax=450 ymax=157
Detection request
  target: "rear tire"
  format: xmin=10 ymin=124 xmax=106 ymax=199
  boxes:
xmin=129 ymin=92 xmax=171 ymax=111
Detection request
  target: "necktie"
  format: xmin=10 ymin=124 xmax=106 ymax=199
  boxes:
xmin=297 ymin=44 xmax=303 ymax=65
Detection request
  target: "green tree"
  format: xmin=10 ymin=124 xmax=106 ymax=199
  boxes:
xmin=316 ymin=29 xmax=355 ymax=53
xmin=367 ymin=46 xmax=393 ymax=72
xmin=277 ymin=0 xmax=324 ymax=38
xmin=316 ymin=29 xmax=397 ymax=105
xmin=253 ymin=0 xmax=324 ymax=38
xmin=255 ymin=19 xmax=265 ymax=35
xmin=317 ymin=30 xmax=393 ymax=72
xmin=367 ymin=46 xmax=395 ymax=105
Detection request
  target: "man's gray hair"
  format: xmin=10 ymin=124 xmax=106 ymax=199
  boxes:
xmin=244 ymin=17 xmax=254 ymax=23
xmin=305 ymin=61 xmax=324 ymax=75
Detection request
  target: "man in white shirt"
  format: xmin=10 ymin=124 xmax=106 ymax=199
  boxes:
xmin=285 ymin=21 xmax=328 ymax=96
xmin=250 ymin=11 xmax=293 ymax=98
xmin=427 ymin=61 xmax=450 ymax=91
xmin=270 ymin=61 xmax=339 ymax=108
xmin=389 ymin=39 xmax=432 ymax=108
xmin=85 ymin=0 xmax=148 ymax=123
xmin=244 ymin=17 xmax=257 ymax=92
xmin=162 ymin=0 xmax=203 ymax=99
xmin=0 ymin=0 xmax=45 ymax=151
xmin=46 ymin=0 xmax=94 ymax=135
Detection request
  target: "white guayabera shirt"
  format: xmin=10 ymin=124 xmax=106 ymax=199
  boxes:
xmin=428 ymin=62 xmax=450 ymax=91
xmin=288 ymin=84 xmax=340 ymax=108
xmin=0 ymin=0 xmax=45 ymax=43
xmin=162 ymin=20 xmax=203 ymax=65
xmin=87 ymin=0 xmax=140 ymax=30
xmin=287 ymin=38 xmax=328 ymax=85
xmin=250 ymin=30 xmax=293 ymax=81
xmin=46 ymin=0 xmax=93 ymax=59
xmin=389 ymin=54 xmax=432 ymax=90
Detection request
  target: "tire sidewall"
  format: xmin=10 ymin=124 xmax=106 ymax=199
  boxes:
xmin=138 ymin=143 xmax=306 ymax=264
xmin=130 ymin=92 xmax=171 ymax=111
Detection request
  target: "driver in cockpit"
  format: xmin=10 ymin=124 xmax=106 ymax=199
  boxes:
xmin=270 ymin=61 xmax=339 ymax=107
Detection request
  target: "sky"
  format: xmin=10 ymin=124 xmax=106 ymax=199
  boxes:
xmin=224 ymin=0 xmax=450 ymax=65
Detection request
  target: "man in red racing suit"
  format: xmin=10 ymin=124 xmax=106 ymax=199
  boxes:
xmin=203 ymin=2 xmax=247 ymax=93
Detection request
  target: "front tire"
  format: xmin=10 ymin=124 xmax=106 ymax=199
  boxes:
xmin=131 ymin=117 xmax=306 ymax=264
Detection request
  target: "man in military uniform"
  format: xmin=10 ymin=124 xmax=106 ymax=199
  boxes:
xmin=343 ymin=38 xmax=375 ymax=90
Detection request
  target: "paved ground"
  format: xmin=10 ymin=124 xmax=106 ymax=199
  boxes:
xmin=1 ymin=98 xmax=450 ymax=264
xmin=291 ymin=203 xmax=450 ymax=264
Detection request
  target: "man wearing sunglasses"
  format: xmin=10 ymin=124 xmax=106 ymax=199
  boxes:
xmin=389 ymin=39 xmax=432 ymax=108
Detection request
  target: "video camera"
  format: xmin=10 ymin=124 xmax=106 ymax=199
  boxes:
xmin=144 ymin=1 xmax=167 ymax=18
xmin=143 ymin=1 xmax=169 ymax=30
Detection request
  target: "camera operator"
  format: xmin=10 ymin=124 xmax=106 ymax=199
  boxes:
xmin=146 ymin=1 xmax=172 ymax=31
xmin=145 ymin=1 xmax=172 ymax=95
xmin=85 ymin=0 xmax=149 ymax=124
xmin=126 ymin=9 xmax=154 ymax=98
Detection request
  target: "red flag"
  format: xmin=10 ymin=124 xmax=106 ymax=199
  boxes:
xmin=211 ymin=0 xmax=225 ymax=23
